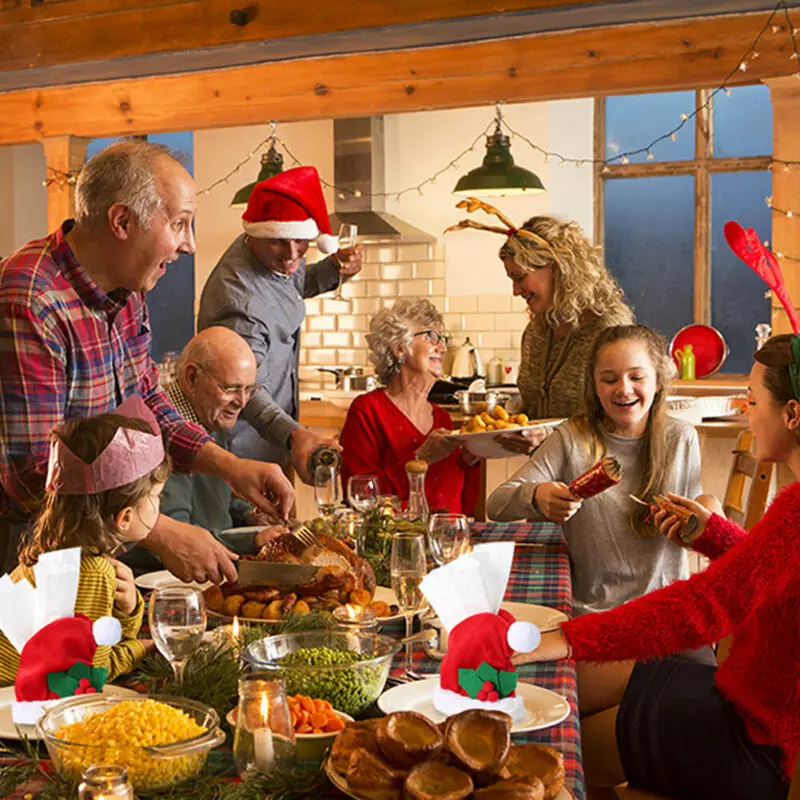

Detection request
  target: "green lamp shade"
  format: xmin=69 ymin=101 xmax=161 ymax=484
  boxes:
xmin=453 ymin=131 xmax=545 ymax=197
xmin=231 ymin=147 xmax=284 ymax=208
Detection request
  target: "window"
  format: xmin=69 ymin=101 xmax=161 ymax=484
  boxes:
xmin=598 ymin=87 xmax=772 ymax=374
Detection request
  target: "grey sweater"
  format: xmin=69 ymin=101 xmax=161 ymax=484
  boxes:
xmin=487 ymin=418 xmax=702 ymax=616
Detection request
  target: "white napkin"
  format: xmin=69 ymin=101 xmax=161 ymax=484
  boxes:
xmin=32 ymin=547 xmax=81 ymax=633
xmin=0 ymin=574 xmax=37 ymax=654
xmin=471 ymin=542 xmax=515 ymax=614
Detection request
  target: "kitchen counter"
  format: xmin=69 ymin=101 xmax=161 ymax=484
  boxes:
xmin=671 ymin=376 xmax=748 ymax=396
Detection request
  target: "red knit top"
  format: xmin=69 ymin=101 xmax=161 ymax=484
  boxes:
xmin=562 ymin=481 xmax=800 ymax=778
xmin=339 ymin=389 xmax=480 ymax=516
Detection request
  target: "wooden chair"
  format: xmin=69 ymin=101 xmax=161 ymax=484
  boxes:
xmin=613 ymin=432 xmax=775 ymax=800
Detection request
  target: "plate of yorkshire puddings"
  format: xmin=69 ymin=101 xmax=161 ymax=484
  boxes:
xmin=325 ymin=708 xmax=572 ymax=800
xmin=447 ymin=411 xmax=564 ymax=460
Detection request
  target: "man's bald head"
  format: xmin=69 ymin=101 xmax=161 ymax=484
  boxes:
xmin=177 ymin=327 xmax=257 ymax=431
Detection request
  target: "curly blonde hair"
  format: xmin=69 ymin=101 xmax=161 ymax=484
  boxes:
xmin=367 ymin=298 xmax=444 ymax=385
xmin=499 ymin=216 xmax=628 ymax=327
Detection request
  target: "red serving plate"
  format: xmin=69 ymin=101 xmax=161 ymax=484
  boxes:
xmin=669 ymin=325 xmax=729 ymax=378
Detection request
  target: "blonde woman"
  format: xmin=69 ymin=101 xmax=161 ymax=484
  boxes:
xmin=339 ymin=299 xmax=480 ymax=516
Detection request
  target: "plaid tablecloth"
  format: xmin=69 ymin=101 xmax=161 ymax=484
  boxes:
xmin=399 ymin=521 xmax=585 ymax=800
xmin=1 ymin=522 xmax=584 ymax=800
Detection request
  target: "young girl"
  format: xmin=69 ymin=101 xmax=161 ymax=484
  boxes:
xmin=488 ymin=324 xmax=716 ymax=617
xmin=515 ymin=333 xmax=800 ymax=799
xmin=0 ymin=397 xmax=169 ymax=685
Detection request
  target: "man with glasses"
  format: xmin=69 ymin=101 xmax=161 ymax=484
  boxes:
xmin=127 ymin=326 xmax=284 ymax=572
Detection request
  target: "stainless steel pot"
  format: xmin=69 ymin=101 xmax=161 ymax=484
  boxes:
xmin=453 ymin=390 xmax=508 ymax=415
xmin=318 ymin=367 xmax=376 ymax=392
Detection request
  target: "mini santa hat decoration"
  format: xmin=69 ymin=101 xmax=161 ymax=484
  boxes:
xmin=419 ymin=543 xmax=541 ymax=721
xmin=241 ymin=166 xmax=339 ymax=254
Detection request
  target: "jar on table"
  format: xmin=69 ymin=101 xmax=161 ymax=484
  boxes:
xmin=78 ymin=764 xmax=134 ymax=799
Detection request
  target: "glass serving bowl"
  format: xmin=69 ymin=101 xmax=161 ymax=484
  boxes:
xmin=37 ymin=694 xmax=225 ymax=791
xmin=242 ymin=631 xmax=401 ymax=717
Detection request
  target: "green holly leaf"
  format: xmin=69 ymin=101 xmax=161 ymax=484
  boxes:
xmin=475 ymin=662 xmax=499 ymax=686
xmin=497 ymin=669 xmax=518 ymax=698
xmin=47 ymin=672 xmax=79 ymax=698
xmin=458 ymin=669 xmax=484 ymax=699
xmin=89 ymin=666 xmax=108 ymax=692
xmin=66 ymin=662 xmax=92 ymax=682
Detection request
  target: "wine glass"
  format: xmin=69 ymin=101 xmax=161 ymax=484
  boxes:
xmin=314 ymin=464 xmax=341 ymax=520
xmin=391 ymin=532 xmax=427 ymax=678
xmin=332 ymin=223 xmax=358 ymax=302
xmin=348 ymin=474 xmax=380 ymax=515
xmin=427 ymin=513 xmax=471 ymax=566
xmin=148 ymin=585 xmax=206 ymax=688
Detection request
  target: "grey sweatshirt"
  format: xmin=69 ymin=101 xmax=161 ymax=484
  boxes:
xmin=487 ymin=418 xmax=702 ymax=616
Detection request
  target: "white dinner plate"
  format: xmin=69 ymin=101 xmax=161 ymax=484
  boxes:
xmin=324 ymin=757 xmax=574 ymax=799
xmin=501 ymin=600 xmax=568 ymax=633
xmin=445 ymin=419 xmax=564 ymax=459
xmin=134 ymin=570 xmax=212 ymax=592
xmin=0 ymin=684 xmax=140 ymax=740
xmin=206 ymin=586 xmax=421 ymax=626
xmin=377 ymin=678 xmax=570 ymax=734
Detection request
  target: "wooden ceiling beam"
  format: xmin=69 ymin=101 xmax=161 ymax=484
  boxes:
xmin=0 ymin=12 xmax=794 ymax=146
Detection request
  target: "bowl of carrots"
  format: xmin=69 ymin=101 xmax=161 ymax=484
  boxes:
xmin=227 ymin=693 xmax=352 ymax=763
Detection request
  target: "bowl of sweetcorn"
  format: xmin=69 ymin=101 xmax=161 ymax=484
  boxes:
xmin=37 ymin=695 xmax=225 ymax=791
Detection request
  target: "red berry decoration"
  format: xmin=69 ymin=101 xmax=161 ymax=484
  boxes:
xmin=488 ymin=691 xmax=499 ymax=702
xmin=482 ymin=680 xmax=494 ymax=692
xmin=477 ymin=689 xmax=488 ymax=701
xmin=86 ymin=687 xmax=97 ymax=694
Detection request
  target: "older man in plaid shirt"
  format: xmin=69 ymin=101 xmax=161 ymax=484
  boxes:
xmin=0 ymin=140 xmax=295 ymax=584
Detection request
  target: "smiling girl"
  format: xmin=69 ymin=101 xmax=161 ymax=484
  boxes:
xmin=488 ymin=324 xmax=718 ymax=617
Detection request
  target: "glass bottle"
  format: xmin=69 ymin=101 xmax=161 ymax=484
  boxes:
xmin=405 ymin=459 xmax=430 ymax=524
xmin=233 ymin=674 xmax=295 ymax=778
xmin=77 ymin=764 xmax=134 ymax=800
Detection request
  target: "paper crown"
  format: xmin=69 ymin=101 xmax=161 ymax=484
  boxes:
xmin=45 ymin=395 xmax=165 ymax=495
xmin=0 ymin=548 xmax=121 ymax=724
xmin=241 ymin=166 xmax=339 ymax=254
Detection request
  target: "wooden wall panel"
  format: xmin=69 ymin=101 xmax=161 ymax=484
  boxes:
xmin=0 ymin=12 xmax=794 ymax=145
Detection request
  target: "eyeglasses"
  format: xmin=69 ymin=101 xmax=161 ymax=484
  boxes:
xmin=198 ymin=366 xmax=258 ymax=400
xmin=412 ymin=329 xmax=444 ymax=346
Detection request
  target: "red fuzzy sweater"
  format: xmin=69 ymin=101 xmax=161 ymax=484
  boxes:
xmin=562 ymin=481 xmax=800 ymax=778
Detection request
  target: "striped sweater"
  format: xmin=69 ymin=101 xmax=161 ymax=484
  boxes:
xmin=0 ymin=553 xmax=146 ymax=686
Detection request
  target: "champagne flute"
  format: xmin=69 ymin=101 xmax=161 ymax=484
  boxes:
xmin=348 ymin=474 xmax=381 ymax=515
xmin=391 ymin=532 xmax=427 ymax=678
xmin=333 ymin=224 xmax=358 ymax=302
xmin=314 ymin=464 xmax=341 ymax=521
xmin=427 ymin=513 xmax=471 ymax=566
xmin=148 ymin=585 xmax=206 ymax=689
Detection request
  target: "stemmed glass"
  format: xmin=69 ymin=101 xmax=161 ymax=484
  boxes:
xmin=314 ymin=464 xmax=341 ymax=521
xmin=427 ymin=513 xmax=471 ymax=566
xmin=148 ymin=585 xmax=206 ymax=689
xmin=391 ymin=532 xmax=427 ymax=678
xmin=348 ymin=474 xmax=380 ymax=515
xmin=332 ymin=223 xmax=358 ymax=302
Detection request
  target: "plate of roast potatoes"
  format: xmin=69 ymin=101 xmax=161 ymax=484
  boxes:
xmin=325 ymin=708 xmax=571 ymax=800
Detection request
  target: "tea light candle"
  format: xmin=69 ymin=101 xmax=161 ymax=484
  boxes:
xmin=213 ymin=615 xmax=241 ymax=655
xmin=254 ymin=695 xmax=275 ymax=773
xmin=333 ymin=603 xmax=378 ymax=633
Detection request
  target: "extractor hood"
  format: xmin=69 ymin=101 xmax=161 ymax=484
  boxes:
xmin=329 ymin=117 xmax=435 ymax=244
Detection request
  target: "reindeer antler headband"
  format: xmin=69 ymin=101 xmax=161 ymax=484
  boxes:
xmin=443 ymin=197 xmax=554 ymax=254
xmin=724 ymin=221 xmax=800 ymax=399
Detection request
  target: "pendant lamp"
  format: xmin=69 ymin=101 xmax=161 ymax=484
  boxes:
xmin=453 ymin=104 xmax=545 ymax=197
xmin=231 ymin=127 xmax=284 ymax=208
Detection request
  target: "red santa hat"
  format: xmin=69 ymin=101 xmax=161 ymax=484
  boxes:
xmin=241 ymin=166 xmax=339 ymax=254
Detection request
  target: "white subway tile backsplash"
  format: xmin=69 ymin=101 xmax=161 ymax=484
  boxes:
xmin=477 ymin=295 xmax=513 ymax=313
xmin=352 ymin=332 xmax=368 ymax=348
xmin=341 ymin=279 xmax=367 ymax=298
xmin=352 ymin=298 xmax=381 ymax=315
xmin=304 ymin=298 xmax=322 ymax=315
xmin=308 ymin=316 xmax=336 ymax=331
xmin=398 ymin=279 xmax=430 ymax=297
xmin=369 ymin=282 xmax=398 ymax=298
xmin=323 ymin=332 xmax=352 ymax=348
xmin=313 ymin=349 xmax=338 ymax=365
xmin=413 ymin=262 xmax=442 ymax=280
xmin=381 ymin=264 xmax=413 ymax=281
xmin=396 ymin=244 xmax=431 ymax=262
xmin=303 ymin=332 xmax=322 ymax=348
xmin=445 ymin=296 xmax=478 ymax=313
xmin=337 ymin=315 xmax=368 ymax=332
xmin=464 ymin=314 xmax=495 ymax=332
xmin=481 ymin=331 xmax=514 ymax=348
xmin=443 ymin=313 xmax=465 ymax=332
xmin=429 ymin=279 xmax=445 ymax=296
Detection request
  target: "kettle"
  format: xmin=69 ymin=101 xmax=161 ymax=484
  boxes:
xmin=450 ymin=338 xmax=484 ymax=379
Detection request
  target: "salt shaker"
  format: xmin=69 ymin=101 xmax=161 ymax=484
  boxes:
xmin=78 ymin=764 xmax=134 ymax=799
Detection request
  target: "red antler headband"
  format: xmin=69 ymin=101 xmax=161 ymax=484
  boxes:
xmin=724 ymin=221 xmax=800 ymax=398
xmin=45 ymin=395 xmax=165 ymax=495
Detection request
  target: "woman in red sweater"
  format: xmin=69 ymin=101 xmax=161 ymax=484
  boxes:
xmin=515 ymin=334 xmax=800 ymax=799
xmin=339 ymin=298 xmax=480 ymax=515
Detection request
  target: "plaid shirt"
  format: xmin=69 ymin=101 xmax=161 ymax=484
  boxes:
xmin=0 ymin=221 xmax=211 ymax=518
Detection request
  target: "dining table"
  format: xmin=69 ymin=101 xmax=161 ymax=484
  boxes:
xmin=0 ymin=520 xmax=584 ymax=800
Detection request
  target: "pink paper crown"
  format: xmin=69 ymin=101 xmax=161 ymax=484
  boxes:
xmin=45 ymin=395 xmax=165 ymax=495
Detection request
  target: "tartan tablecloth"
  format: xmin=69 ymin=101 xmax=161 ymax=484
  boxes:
xmin=401 ymin=521 xmax=585 ymax=800
xmin=0 ymin=522 xmax=584 ymax=800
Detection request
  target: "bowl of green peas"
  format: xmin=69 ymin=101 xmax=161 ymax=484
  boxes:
xmin=241 ymin=632 xmax=401 ymax=717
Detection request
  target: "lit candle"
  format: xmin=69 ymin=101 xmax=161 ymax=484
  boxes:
xmin=231 ymin=615 xmax=241 ymax=655
xmin=253 ymin=694 xmax=275 ymax=773
xmin=333 ymin=603 xmax=378 ymax=633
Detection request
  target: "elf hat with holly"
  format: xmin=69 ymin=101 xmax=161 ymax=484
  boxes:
xmin=419 ymin=542 xmax=541 ymax=721
xmin=0 ymin=547 xmax=122 ymax=725
xmin=241 ymin=166 xmax=339 ymax=254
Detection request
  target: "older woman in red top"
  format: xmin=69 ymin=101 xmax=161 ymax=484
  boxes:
xmin=340 ymin=298 xmax=479 ymax=516
xmin=514 ymin=334 xmax=800 ymax=799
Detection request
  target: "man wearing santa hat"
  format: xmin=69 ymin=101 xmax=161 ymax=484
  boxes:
xmin=198 ymin=166 xmax=363 ymax=481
